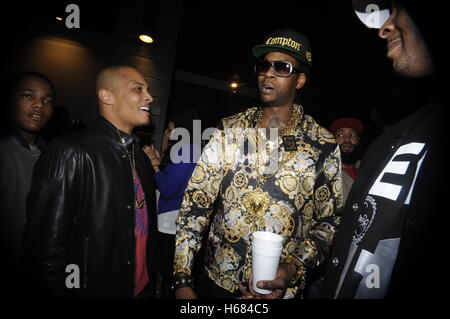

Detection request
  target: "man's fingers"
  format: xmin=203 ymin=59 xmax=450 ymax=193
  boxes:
xmin=257 ymin=278 xmax=286 ymax=290
xmin=264 ymin=289 xmax=284 ymax=300
xmin=238 ymin=284 xmax=247 ymax=295
xmin=257 ymin=280 xmax=272 ymax=289
xmin=248 ymin=278 xmax=256 ymax=294
xmin=257 ymin=279 xmax=280 ymax=290
xmin=238 ymin=284 xmax=253 ymax=299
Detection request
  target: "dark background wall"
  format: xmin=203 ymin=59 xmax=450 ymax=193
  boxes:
xmin=167 ymin=1 xmax=446 ymax=151
xmin=2 ymin=0 xmax=182 ymax=149
xmin=2 ymin=1 xmax=445 ymax=152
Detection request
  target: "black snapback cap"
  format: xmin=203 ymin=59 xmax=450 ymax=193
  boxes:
xmin=252 ymin=28 xmax=312 ymax=66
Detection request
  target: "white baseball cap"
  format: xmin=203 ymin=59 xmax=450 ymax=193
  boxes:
xmin=352 ymin=0 xmax=392 ymax=29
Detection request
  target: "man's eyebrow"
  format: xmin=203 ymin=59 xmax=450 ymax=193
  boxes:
xmin=130 ymin=80 xmax=147 ymax=86
xmin=18 ymin=88 xmax=54 ymax=96
xmin=18 ymin=88 xmax=37 ymax=92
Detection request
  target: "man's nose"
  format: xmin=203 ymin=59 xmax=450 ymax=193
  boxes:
xmin=264 ymin=65 xmax=276 ymax=78
xmin=32 ymin=99 xmax=44 ymax=109
xmin=144 ymin=91 xmax=153 ymax=104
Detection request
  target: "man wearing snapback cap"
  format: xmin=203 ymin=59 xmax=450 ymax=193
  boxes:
xmin=320 ymin=0 xmax=448 ymax=298
xmin=173 ymin=28 xmax=342 ymax=299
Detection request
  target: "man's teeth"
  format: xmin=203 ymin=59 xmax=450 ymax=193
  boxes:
xmin=139 ymin=106 xmax=150 ymax=111
xmin=31 ymin=114 xmax=41 ymax=119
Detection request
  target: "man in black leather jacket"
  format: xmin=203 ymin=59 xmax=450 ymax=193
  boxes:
xmin=22 ymin=65 xmax=158 ymax=298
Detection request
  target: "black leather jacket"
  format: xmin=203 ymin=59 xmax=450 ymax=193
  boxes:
xmin=22 ymin=117 xmax=158 ymax=298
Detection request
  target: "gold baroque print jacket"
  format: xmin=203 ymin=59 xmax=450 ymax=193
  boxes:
xmin=174 ymin=105 xmax=343 ymax=298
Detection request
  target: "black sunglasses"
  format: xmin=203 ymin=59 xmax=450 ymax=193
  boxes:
xmin=254 ymin=59 xmax=301 ymax=78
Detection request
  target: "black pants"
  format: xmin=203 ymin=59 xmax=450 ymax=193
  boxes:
xmin=156 ymin=232 xmax=175 ymax=299
xmin=135 ymin=285 xmax=156 ymax=299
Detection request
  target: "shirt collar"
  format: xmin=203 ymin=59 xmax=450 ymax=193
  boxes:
xmin=12 ymin=131 xmax=47 ymax=151
xmin=252 ymin=104 xmax=304 ymax=129
xmin=97 ymin=116 xmax=140 ymax=148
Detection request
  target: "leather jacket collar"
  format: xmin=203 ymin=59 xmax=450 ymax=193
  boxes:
xmin=97 ymin=116 xmax=140 ymax=149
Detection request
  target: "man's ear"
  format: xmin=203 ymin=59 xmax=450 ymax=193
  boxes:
xmin=296 ymin=73 xmax=307 ymax=90
xmin=98 ymin=88 xmax=114 ymax=105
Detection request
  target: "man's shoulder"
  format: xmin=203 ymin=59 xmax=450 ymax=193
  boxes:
xmin=0 ymin=134 xmax=15 ymax=148
xmin=392 ymin=103 xmax=443 ymax=134
xmin=0 ymin=134 xmax=33 ymax=160
xmin=34 ymin=127 xmax=116 ymax=179
xmin=46 ymin=126 xmax=112 ymax=156
xmin=221 ymin=107 xmax=258 ymax=129
xmin=0 ymin=135 xmax=18 ymax=164
xmin=301 ymin=113 xmax=337 ymax=148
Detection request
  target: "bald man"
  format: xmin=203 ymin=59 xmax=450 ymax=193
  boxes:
xmin=22 ymin=66 xmax=159 ymax=298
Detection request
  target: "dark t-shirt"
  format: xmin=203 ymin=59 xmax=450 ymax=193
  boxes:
xmin=320 ymin=100 xmax=448 ymax=298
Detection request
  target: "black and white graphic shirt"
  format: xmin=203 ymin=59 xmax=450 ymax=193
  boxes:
xmin=320 ymin=101 xmax=447 ymax=299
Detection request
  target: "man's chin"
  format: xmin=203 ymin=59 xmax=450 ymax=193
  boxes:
xmin=260 ymin=97 xmax=273 ymax=106
xmin=137 ymin=118 xmax=151 ymax=128
xmin=19 ymin=126 xmax=43 ymax=135
xmin=261 ymin=99 xmax=282 ymax=108
xmin=341 ymin=147 xmax=354 ymax=153
xmin=341 ymin=151 xmax=359 ymax=166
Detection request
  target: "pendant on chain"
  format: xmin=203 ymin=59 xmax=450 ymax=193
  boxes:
xmin=135 ymin=199 xmax=145 ymax=209
xmin=242 ymin=188 xmax=270 ymax=226
xmin=282 ymin=135 xmax=297 ymax=152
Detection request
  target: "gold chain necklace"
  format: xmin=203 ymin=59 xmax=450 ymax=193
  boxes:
xmin=116 ymin=128 xmax=145 ymax=209
xmin=242 ymin=105 xmax=299 ymax=228
xmin=280 ymin=105 xmax=299 ymax=152
xmin=254 ymin=105 xmax=299 ymax=183
xmin=257 ymin=104 xmax=299 ymax=137
xmin=255 ymin=108 xmax=277 ymax=183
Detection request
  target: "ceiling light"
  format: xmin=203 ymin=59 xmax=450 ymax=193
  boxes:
xmin=230 ymin=81 xmax=239 ymax=93
xmin=139 ymin=34 xmax=154 ymax=43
